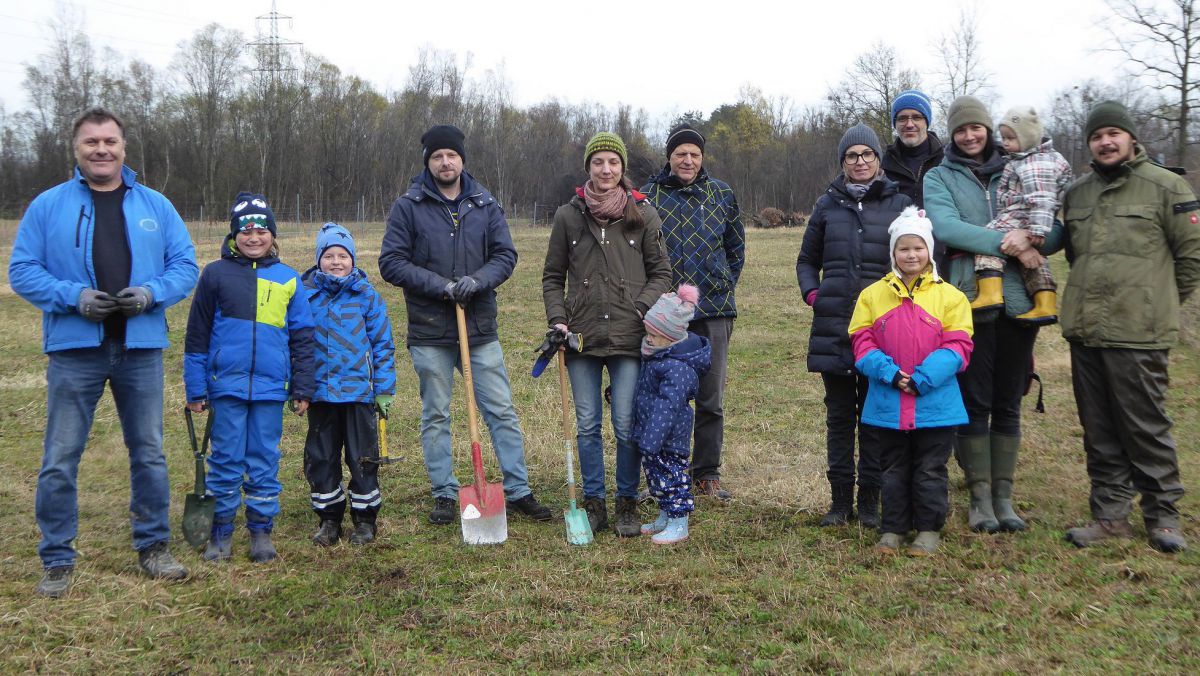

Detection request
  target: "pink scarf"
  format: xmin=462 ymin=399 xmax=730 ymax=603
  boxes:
xmin=583 ymin=180 xmax=628 ymax=221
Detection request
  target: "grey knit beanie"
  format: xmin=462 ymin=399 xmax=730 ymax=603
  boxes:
xmin=837 ymin=123 xmax=882 ymax=163
xmin=947 ymin=96 xmax=992 ymax=134
xmin=1085 ymin=100 xmax=1138 ymax=140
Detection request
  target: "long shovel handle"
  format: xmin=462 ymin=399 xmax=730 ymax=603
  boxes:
xmin=455 ymin=304 xmax=487 ymax=496
xmin=558 ymin=351 xmax=577 ymax=505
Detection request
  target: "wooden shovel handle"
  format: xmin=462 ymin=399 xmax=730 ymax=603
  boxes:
xmin=455 ymin=304 xmax=482 ymax=446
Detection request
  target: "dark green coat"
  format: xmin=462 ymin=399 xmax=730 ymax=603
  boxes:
xmin=542 ymin=193 xmax=673 ymax=358
xmin=1060 ymin=147 xmax=1200 ymax=349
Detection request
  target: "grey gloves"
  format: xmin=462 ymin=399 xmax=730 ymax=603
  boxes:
xmin=77 ymin=289 xmax=118 ymax=322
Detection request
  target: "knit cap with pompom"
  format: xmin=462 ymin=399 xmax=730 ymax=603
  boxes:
xmin=644 ymin=283 xmax=699 ymax=342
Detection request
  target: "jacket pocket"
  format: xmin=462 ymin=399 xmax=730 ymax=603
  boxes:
xmin=1112 ymin=204 xmax=1165 ymax=251
xmin=407 ymin=298 xmax=446 ymax=340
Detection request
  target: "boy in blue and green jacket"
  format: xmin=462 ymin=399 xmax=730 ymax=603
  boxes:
xmin=184 ymin=193 xmax=315 ymax=563
xmin=301 ymin=223 xmax=396 ymax=547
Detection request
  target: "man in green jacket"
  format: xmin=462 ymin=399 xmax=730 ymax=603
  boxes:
xmin=1060 ymin=101 xmax=1199 ymax=553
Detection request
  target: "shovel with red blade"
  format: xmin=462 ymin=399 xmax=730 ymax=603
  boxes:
xmin=455 ymin=304 xmax=508 ymax=545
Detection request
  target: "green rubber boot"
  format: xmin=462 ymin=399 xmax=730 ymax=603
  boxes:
xmin=958 ymin=435 xmax=999 ymax=533
xmin=990 ymin=433 xmax=1028 ymax=532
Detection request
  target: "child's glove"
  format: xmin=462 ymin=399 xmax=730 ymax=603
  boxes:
xmin=375 ymin=394 xmax=394 ymax=419
xmin=115 ymin=286 xmax=154 ymax=316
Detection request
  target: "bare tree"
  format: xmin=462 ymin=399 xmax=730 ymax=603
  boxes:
xmin=825 ymin=42 xmax=921 ymax=141
xmin=931 ymin=5 xmax=994 ymax=126
xmin=1103 ymin=0 xmax=1200 ymax=167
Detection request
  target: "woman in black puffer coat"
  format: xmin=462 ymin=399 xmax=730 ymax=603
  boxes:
xmin=797 ymin=123 xmax=913 ymax=528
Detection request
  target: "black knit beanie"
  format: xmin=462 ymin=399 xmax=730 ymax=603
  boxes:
xmin=666 ymin=123 xmax=705 ymax=156
xmin=421 ymin=124 xmax=466 ymax=163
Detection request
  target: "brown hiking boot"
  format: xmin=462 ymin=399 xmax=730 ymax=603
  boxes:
xmin=613 ymin=496 xmax=641 ymax=537
xmin=696 ymin=478 xmax=731 ymax=501
xmin=1065 ymin=519 xmax=1134 ymax=548
xmin=1148 ymin=527 xmax=1188 ymax=553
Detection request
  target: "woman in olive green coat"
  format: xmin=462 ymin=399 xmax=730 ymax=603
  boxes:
xmin=542 ymin=131 xmax=673 ymax=537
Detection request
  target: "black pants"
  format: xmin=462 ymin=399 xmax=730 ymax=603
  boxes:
xmin=1070 ymin=344 xmax=1184 ymax=529
xmin=303 ymin=402 xmax=381 ymax=523
xmin=821 ymin=372 xmax=880 ymax=488
xmin=959 ymin=315 xmax=1038 ymax=436
xmin=874 ymin=425 xmax=955 ymax=534
xmin=690 ymin=317 xmax=733 ymax=481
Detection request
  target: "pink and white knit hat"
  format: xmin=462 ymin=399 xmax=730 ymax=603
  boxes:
xmin=643 ymin=284 xmax=700 ymax=341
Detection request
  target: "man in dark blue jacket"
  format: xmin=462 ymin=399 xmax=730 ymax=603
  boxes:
xmin=642 ymin=123 xmax=745 ymax=499
xmin=9 ymin=108 xmax=199 ymax=597
xmin=379 ymin=125 xmax=551 ymax=525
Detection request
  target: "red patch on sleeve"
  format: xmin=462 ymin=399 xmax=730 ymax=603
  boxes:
xmin=1191 ymin=214 xmax=1198 ymax=224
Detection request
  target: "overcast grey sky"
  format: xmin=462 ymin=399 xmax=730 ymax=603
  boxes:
xmin=0 ymin=0 xmax=1131 ymax=128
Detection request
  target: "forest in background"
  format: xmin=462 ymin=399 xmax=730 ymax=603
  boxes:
xmin=1 ymin=1 xmax=1197 ymax=223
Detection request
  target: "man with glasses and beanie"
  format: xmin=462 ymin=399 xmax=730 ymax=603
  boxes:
xmin=642 ymin=123 xmax=745 ymax=500
xmin=9 ymin=107 xmax=199 ymax=597
xmin=882 ymin=90 xmax=944 ymax=207
xmin=378 ymin=124 xmax=552 ymax=526
xmin=1058 ymin=101 xmax=1198 ymax=553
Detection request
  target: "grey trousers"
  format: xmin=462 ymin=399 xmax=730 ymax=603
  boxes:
xmin=689 ymin=317 xmax=733 ymax=481
xmin=1070 ymin=343 xmax=1185 ymax=528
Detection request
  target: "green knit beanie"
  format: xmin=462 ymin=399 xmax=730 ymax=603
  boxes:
xmin=584 ymin=131 xmax=628 ymax=170
xmin=947 ymin=95 xmax=992 ymax=135
xmin=1085 ymin=100 xmax=1138 ymax=140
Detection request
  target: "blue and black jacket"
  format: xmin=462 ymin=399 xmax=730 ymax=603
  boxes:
xmin=301 ymin=266 xmax=396 ymax=404
xmin=184 ymin=237 xmax=315 ymax=403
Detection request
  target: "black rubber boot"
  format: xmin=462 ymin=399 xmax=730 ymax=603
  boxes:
xmin=819 ymin=483 xmax=855 ymax=527
xmin=856 ymin=485 xmax=880 ymax=530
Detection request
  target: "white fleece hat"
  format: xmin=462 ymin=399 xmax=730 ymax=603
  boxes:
xmin=888 ymin=206 xmax=938 ymax=279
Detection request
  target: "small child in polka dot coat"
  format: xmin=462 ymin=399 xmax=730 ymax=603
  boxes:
xmin=634 ymin=284 xmax=712 ymax=544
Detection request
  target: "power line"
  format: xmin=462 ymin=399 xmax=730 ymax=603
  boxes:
xmin=247 ymin=1 xmax=301 ymax=77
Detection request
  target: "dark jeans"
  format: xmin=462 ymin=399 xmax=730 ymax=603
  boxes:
xmin=874 ymin=425 xmax=955 ymax=534
xmin=959 ymin=315 xmax=1038 ymax=437
xmin=821 ymin=372 xmax=880 ymax=488
xmin=690 ymin=317 xmax=733 ymax=481
xmin=304 ymin=402 xmax=381 ymax=523
xmin=1070 ymin=344 xmax=1184 ymax=529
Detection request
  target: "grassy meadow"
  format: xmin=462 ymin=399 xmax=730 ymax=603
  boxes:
xmin=0 ymin=221 xmax=1196 ymax=672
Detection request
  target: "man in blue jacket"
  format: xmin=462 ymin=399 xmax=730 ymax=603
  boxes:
xmin=642 ymin=123 xmax=745 ymax=499
xmin=378 ymin=124 xmax=551 ymax=525
xmin=9 ymin=108 xmax=199 ymax=597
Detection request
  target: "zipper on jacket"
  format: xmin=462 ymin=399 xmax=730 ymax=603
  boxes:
xmin=249 ymin=261 xmax=258 ymax=400
xmin=857 ymin=201 xmax=863 ymax=212
xmin=74 ymin=205 xmax=89 ymax=248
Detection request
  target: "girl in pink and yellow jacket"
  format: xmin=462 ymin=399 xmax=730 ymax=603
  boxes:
xmin=848 ymin=206 xmax=973 ymax=557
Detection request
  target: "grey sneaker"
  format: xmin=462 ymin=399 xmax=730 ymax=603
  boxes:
xmin=35 ymin=566 xmax=74 ymax=598
xmin=875 ymin=533 xmax=903 ymax=555
xmin=1148 ymin=527 xmax=1187 ymax=553
xmin=907 ymin=531 xmax=940 ymax=557
xmin=138 ymin=542 xmax=188 ymax=580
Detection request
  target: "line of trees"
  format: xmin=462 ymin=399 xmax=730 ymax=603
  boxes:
xmin=1 ymin=2 xmax=1197 ymax=224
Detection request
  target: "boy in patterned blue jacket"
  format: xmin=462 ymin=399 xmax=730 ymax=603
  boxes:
xmin=301 ymin=223 xmax=397 ymax=546
xmin=184 ymin=193 xmax=315 ymax=563
xmin=634 ymin=284 xmax=711 ymax=545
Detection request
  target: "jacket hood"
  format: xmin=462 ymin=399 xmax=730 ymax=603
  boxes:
xmin=652 ymin=332 xmax=712 ymax=374
xmin=405 ymin=168 xmax=487 ymax=204
xmin=302 ymin=265 xmax=368 ymax=294
xmin=1009 ymin=137 xmax=1058 ymax=161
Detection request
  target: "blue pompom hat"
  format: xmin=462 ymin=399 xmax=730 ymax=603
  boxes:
xmin=315 ymin=222 xmax=356 ymax=267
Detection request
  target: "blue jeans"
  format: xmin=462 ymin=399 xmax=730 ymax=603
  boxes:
xmin=566 ymin=354 xmax=641 ymax=499
xmin=207 ymin=397 xmax=284 ymax=528
xmin=410 ymin=341 xmax=531 ymax=500
xmin=37 ymin=341 xmax=169 ymax=569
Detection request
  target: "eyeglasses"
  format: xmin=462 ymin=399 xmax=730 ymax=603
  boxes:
xmin=843 ymin=149 xmax=878 ymax=164
xmin=895 ymin=114 xmax=926 ymax=126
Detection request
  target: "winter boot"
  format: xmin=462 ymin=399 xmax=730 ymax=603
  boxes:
xmin=582 ymin=497 xmax=608 ymax=533
xmin=1015 ymin=290 xmax=1058 ymax=325
xmin=138 ymin=541 xmax=188 ymax=580
xmin=907 ymin=531 xmax=940 ymax=557
xmin=651 ymin=515 xmax=689 ymax=545
xmin=35 ymin=566 xmax=73 ymax=598
xmin=246 ymin=514 xmax=277 ymax=563
xmin=613 ymin=496 xmax=642 ymax=537
xmin=959 ymin=435 xmax=999 ymax=533
xmin=312 ymin=519 xmax=342 ymax=546
xmin=857 ymin=485 xmax=881 ymax=530
xmin=990 ymin=434 xmax=1028 ymax=532
xmin=819 ymin=483 xmax=854 ymax=527
xmin=875 ymin=533 xmax=903 ymax=555
xmin=203 ymin=517 xmax=234 ymax=562
xmin=1148 ymin=527 xmax=1188 ymax=553
xmin=349 ymin=521 xmax=376 ymax=546
xmin=641 ymin=509 xmax=669 ymax=535
xmin=970 ymin=272 xmax=1004 ymax=311
xmin=1065 ymin=518 xmax=1134 ymax=547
